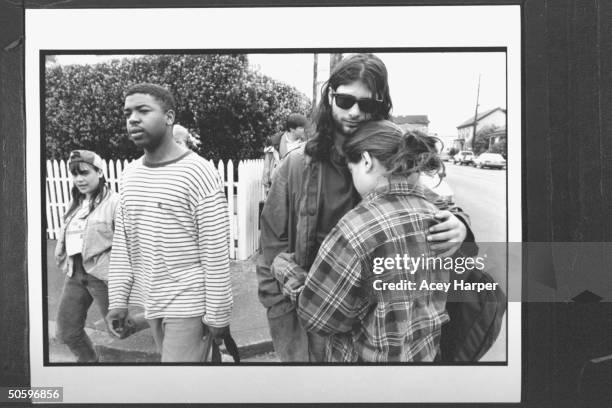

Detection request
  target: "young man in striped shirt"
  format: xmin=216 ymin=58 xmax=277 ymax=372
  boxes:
xmin=105 ymin=83 xmax=232 ymax=362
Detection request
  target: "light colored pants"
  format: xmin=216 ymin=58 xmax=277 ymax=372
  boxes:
xmin=147 ymin=316 xmax=207 ymax=362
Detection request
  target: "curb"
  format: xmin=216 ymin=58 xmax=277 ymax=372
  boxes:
xmin=49 ymin=320 xmax=274 ymax=362
xmin=95 ymin=339 xmax=275 ymax=362
xmin=234 ymin=339 xmax=274 ymax=359
xmin=92 ymin=339 xmax=275 ymax=361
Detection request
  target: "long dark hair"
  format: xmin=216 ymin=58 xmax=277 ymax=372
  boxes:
xmin=343 ymin=120 xmax=444 ymax=179
xmin=306 ymin=53 xmax=393 ymax=161
xmin=63 ymin=162 xmax=108 ymax=221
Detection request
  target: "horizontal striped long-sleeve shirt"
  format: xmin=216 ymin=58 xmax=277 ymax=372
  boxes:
xmin=109 ymin=151 xmax=232 ymax=327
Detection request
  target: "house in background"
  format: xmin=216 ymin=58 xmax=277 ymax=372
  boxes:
xmin=455 ymin=107 xmax=506 ymax=150
xmin=485 ymin=125 xmax=507 ymax=155
xmin=487 ymin=125 xmax=507 ymax=144
xmin=435 ymin=134 xmax=458 ymax=153
xmin=393 ymin=115 xmax=430 ymax=134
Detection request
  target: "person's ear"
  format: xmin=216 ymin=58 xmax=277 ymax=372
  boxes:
xmin=362 ymin=151 xmax=373 ymax=172
xmin=327 ymin=89 xmax=334 ymax=106
xmin=166 ymin=109 xmax=175 ymax=126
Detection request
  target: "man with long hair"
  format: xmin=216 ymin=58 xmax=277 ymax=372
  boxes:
xmin=257 ymin=54 xmax=475 ymax=362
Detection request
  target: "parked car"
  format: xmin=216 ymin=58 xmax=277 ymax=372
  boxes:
xmin=439 ymin=151 xmax=453 ymax=162
xmin=420 ymin=173 xmax=454 ymax=205
xmin=452 ymin=150 xmax=475 ymax=165
xmin=473 ymin=152 xmax=507 ymax=169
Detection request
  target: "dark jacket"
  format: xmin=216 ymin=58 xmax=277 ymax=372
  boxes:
xmin=257 ymin=147 xmax=317 ymax=317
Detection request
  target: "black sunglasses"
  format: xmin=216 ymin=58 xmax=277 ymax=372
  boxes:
xmin=331 ymin=92 xmax=383 ymax=114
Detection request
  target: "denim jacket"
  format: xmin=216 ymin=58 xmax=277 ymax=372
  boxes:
xmin=55 ymin=188 xmax=119 ymax=281
xmin=257 ymin=147 xmax=476 ymax=318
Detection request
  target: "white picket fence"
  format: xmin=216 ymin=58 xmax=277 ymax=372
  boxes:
xmin=45 ymin=158 xmax=266 ymax=260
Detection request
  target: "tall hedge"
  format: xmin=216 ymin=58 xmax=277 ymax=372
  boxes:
xmin=45 ymin=54 xmax=311 ymax=162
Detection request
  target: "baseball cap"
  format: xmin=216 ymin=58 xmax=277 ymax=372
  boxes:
xmin=68 ymin=150 xmax=105 ymax=171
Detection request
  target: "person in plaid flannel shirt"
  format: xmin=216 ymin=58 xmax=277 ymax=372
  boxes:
xmin=273 ymin=120 xmax=452 ymax=362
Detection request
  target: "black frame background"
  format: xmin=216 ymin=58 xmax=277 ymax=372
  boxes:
xmin=1 ymin=1 xmax=611 ymax=407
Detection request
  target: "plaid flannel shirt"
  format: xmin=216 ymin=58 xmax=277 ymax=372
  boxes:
xmin=272 ymin=177 xmax=450 ymax=362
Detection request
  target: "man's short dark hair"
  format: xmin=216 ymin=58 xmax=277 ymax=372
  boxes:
xmin=286 ymin=113 xmax=308 ymax=131
xmin=125 ymin=83 xmax=176 ymax=112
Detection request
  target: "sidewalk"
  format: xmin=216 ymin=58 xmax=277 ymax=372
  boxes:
xmin=46 ymin=239 xmax=506 ymax=363
xmin=46 ymin=240 xmax=276 ymax=362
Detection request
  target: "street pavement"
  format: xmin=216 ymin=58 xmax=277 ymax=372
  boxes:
xmin=444 ymin=162 xmax=509 ymax=286
xmin=444 ymin=162 xmax=507 ymax=243
xmin=444 ymin=162 xmax=509 ymax=362
xmin=46 ymin=239 xmax=275 ymax=363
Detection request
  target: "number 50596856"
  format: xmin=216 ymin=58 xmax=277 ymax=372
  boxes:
xmin=3 ymin=387 xmax=62 ymax=402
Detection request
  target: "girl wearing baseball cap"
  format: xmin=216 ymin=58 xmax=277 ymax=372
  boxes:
xmin=54 ymin=150 xmax=119 ymax=362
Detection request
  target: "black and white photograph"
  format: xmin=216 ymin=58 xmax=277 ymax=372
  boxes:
xmin=43 ymin=50 xmax=509 ymax=365
xmin=24 ymin=5 xmax=522 ymax=404
xmin=6 ymin=1 xmax=612 ymax=407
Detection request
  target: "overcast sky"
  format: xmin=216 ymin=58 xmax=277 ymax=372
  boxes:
xmin=249 ymin=52 xmax=506 ymax=136
xmin=55 ymin=51 xmax=505 ymax=136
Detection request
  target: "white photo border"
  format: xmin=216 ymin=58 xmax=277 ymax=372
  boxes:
xmin=26 ymin=6 xmax=521 ymax=404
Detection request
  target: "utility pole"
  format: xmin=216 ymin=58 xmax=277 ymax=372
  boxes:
xmin=471 ymin=74 xmax=481 ymax=151
xmin=312 ymin=53 xmax=318 ymax=107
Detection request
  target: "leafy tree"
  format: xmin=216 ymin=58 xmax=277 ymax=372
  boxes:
xmin=489 ymin=139 xmax=507 ymax=158
xmin=472 ymin=124 xmax=502 ymax=156
xmin=45 ymin=54 xmax=311 ymax=162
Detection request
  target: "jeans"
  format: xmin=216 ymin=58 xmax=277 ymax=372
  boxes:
xmin=55 ymin=255 xmax=109 ymax=362
xmin=267 ymin=304 xmax=326 ymax=362
xmin=147 ymin=316 xmax=208 ymax=362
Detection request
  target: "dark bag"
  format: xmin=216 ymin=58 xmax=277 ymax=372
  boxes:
xmin=439 ymin=268 xmax=507 ymax=362
xmin=203 ymin=329 xmax=240 ymax=363
xmin=221 ymin=331 xmax=240 ymax=363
